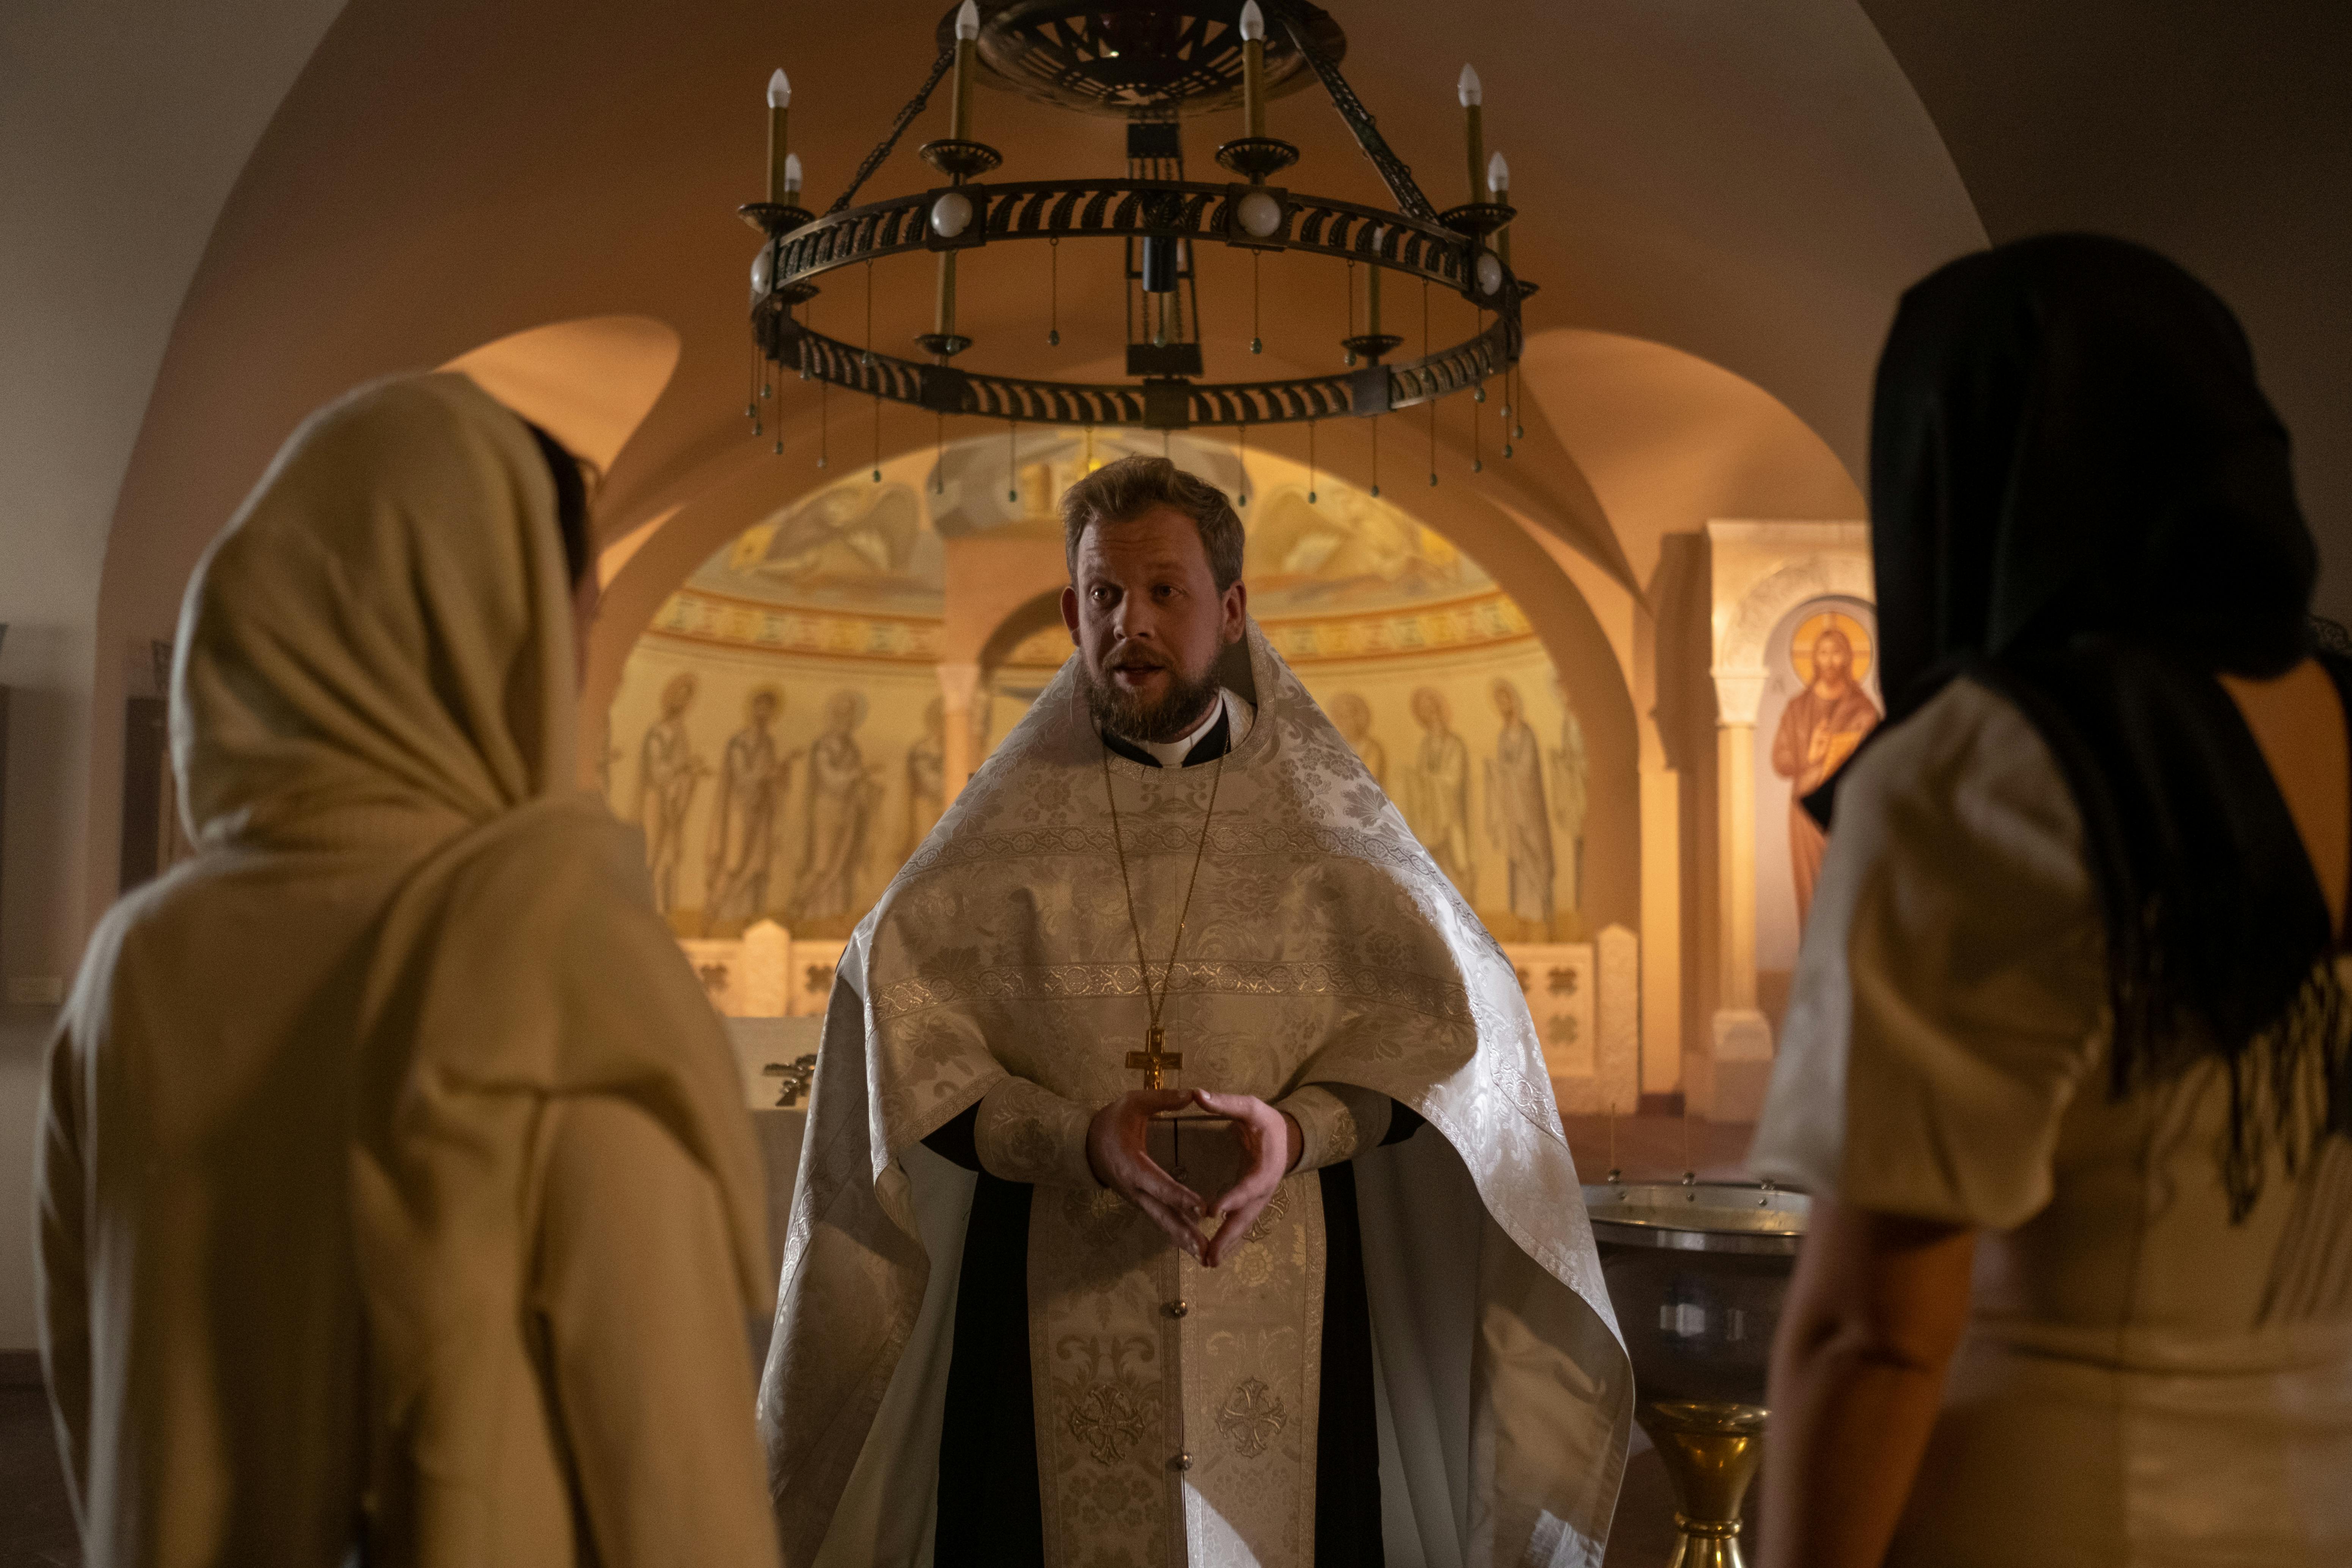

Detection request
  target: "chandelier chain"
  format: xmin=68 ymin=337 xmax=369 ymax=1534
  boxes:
xmin=826 ymin=46 xmax=956 ymax=215
xmin=1267 ymin=0 xmax=1439 ymax=223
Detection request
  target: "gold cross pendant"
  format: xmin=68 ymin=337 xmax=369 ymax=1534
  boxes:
xmin=1125 ymin=1024 xmax=1182 ymax=1090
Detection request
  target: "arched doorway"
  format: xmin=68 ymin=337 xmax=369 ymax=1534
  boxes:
xmin=602 ymin=430 xmax=1631 ymax=948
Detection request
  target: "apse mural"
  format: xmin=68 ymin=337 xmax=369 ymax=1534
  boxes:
xmin=1753 ymin=595 xmax=1882 ymax=973
xmin=608 ymin=440 xmax=1596 ymax=942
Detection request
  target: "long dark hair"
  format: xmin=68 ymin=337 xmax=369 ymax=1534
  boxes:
xmin=1854 ymin=234 xmax=2344 ymax=1219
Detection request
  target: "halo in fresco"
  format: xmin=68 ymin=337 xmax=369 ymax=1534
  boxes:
xmin=1790 ymin=609 xmax=1873 ymax=687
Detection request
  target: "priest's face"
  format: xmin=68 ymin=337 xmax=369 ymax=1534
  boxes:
xmin=1063 ymin=505 xmax=1248 ymax=744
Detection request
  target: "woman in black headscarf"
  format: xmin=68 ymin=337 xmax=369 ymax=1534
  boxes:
xmin=1751 ymin=235 xmax=2352 ymax=1567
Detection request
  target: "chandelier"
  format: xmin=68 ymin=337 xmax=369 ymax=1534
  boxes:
xmin=739 ymin=0 xmax=1528 ymax=482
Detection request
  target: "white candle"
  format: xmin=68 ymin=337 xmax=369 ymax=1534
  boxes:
xmin=766 ymin=69 xmax=791 ymax=204
xmin=951 ymin=0 xmax=980 ymax=141
xmin=1240 ymin=1 xmax=1266 ymax=140
xmin=1458 ymin=64 xmax=1484 ymax=207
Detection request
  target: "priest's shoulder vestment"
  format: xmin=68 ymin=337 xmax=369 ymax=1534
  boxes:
xmin=760 ymin=625 xmax=1631 ymax=1568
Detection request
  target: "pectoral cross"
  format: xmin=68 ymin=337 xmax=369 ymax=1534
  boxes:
xmin=1126 ymin=1025 xmax=1182 ymax=1090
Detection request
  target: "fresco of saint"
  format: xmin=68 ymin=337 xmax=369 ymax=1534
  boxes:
xmin=1771 ymin=616 xmax=1883 ymax=928
xmin=702 ymin=687 xmax=790 ymax=934
xmin=1549 ymin=682 xmax=1589 ymax=913
xmin=787 ymin=689 xmax=881 ymax=927
xmin=1485 ymin=678 xmax=1556 ymax=937
xmin=1327 ymin=689 xmax=1388 ymax=788
xmin=1404 ymin=686 xmax=1477 ymax=901
xmin=636 ymin=671 xmax=707 ymax=916
xmin=904 ymin=695 xmax=947 ymax=854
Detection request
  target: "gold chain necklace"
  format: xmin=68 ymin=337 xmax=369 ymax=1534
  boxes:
xmin=1102 ymin=724 xmax=1226 ymax=1092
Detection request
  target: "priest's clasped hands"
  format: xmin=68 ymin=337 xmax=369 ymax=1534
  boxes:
xmin=1085 ymin=1088 xmax=1304 ymax=1267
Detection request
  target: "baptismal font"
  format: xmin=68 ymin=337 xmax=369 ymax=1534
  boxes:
xmin=1586 ymin=1176 xmax=1810 ymax=1568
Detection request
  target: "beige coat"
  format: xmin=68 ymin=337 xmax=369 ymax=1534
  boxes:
xmin=36 ymin=374 xmax=782 ymax=1568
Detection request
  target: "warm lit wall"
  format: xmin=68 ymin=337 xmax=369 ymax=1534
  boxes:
xmin=0 ymin=0 xmax=352 ymax=1352
xmin=1864 ymin=0 xmax=2352 ymax=621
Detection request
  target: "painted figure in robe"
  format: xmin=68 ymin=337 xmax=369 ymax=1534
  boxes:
xmin=905 ymin=695 xmax=947 ymax=854
xmin=1550 ymin=683 xmax=1589 ymax=913
xmin=1485 ymin=677 xmax=1556 ymax=936
xmin=637 ymin=670 xmax=707 ymax=915
xmin=1404 ymin=686 xmax=1476 ymax=901
xmin=1327 ymin=689 xmax=1388 ymax=788
xmin=1771 ymin=623 xmax=1881 ymax=929
xmin=787 ymin=688 xmax=878 ymax=924
xmin=703 ymin=686 xmax=791 ymax=934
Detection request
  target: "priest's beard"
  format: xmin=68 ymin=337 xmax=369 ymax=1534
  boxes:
xmin=1082 ymin=645 xmax=1225 ymax=745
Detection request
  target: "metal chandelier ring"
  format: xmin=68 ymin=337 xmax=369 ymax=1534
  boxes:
xmin=755 ymin=306 xmax=1517 ymax=429
xmin=760 ymin=177 xmax=1508 ymax=297
xmin=743 ymin=176 xmax=1523 ymax=429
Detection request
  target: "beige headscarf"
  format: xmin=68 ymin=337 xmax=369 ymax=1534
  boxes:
xmin=174 ymin=372 xmax=771 ymax=1562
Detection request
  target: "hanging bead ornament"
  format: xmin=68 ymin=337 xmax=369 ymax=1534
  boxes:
xmin=1308 ymin=420 xmax=1318 ymax=505
xmin=1424 ymin=279 xmax=1438 ymax=487
xmin=1250 ymin=251 xmax=1263 ymax=355
xmin=1342 ymin=261 xmax=1357 ymax=367
xmin=868 ymin=261 xmax=882 ymax=479
xmin=1047 ymin=237 xmax=1061 ymax=347
xmin=815 ymin=291 xmax=830 ymax=467
xmin=862 ymin=261 xmax=876 ymax=370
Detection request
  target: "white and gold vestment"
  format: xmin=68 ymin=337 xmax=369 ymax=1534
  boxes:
xmin=760 ymin=625 xmax=1631 ymax=1568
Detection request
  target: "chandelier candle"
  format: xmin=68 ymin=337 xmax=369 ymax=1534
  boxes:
xmin=784 ymin=151 xmax=803 ymax=202
xmin=951 ymin=0 xmax=980 ymax=141
xmin=766 ymin=69 xmax=791 ymax=205
xmin=1240 ymin=0 xmax=1267 ymax=140
xmin=1459 ymin=64 xmax=1484 ymax=207
xmin=1488 ymin=149 xmax=1510 ymax=267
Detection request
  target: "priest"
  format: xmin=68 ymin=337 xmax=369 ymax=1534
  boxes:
xmin=760 ymin=456 xmax=1630 ymax=1568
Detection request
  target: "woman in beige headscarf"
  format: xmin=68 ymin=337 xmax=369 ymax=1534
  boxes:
xmin=35 ymin=373 xmax=781 ymax=1568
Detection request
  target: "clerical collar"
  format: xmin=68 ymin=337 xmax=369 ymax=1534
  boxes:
xmin=1102 ymin=687 xmax=1255 ymax=769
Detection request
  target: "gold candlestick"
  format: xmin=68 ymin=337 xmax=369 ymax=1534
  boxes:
xmin=951 ymin=0 xmax=980 ymax=142
xmin=766 ymin=69 xmax=791 ymax=205
xmin=936 ymin=252 xmax=959 ymax=341
xmin=1368 ymin=257 xmax=1382 ymax=339
xmin=1458 ymin=64 xmax=1484 ymax=209
xmin=1240 ymin=0 xmax=1267 ymax=139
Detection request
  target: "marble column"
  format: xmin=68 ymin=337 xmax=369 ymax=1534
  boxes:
xmin=1638 ymin=761 xmax=1682 ymax=1102
xmin=1708 ymin=668 xmax=1775 ymax=1120
xmin=937 ymin=660 xmax=983 ymax=797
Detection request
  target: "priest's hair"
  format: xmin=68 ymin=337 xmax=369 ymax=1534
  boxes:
xmin=1060 ymin=455 xmax=1245 ymax=590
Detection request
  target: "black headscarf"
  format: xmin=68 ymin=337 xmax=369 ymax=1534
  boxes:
xmin=1837 ymin=233 xmax=2344 ymax=1218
